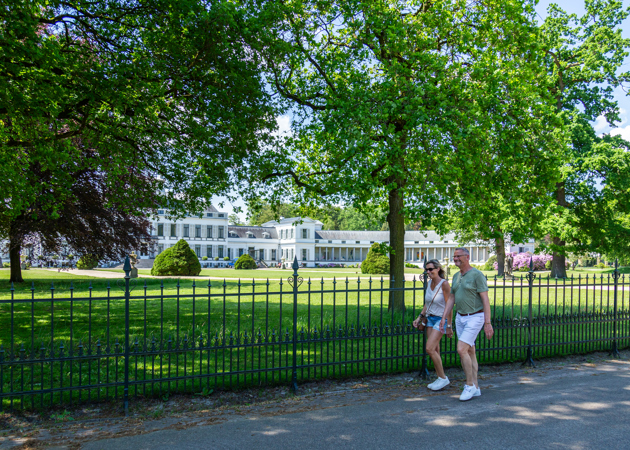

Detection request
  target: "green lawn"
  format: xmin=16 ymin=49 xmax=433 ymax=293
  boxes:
xmin=96 ymin=267 xmax=376 ymax=280
xmin=0 ymin=267 xmax=627 ymax=410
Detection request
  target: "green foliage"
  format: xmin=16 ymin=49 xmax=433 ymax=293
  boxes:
xmin=250 ymin=0 xmax=564 ymax=308
xmin=483 ymin=255 xmax=497 ymax=272
xmin=235 ymin=254 xmax=257 ymax=270
xmin=519 ymin=266 xmax=529 ymax=272
xmin=202 ymin=256 xmax=208 ymax=261
xmin=214 ymin=257 xmax=219 ymax=261
xmin=247 ymin=201 xmax=386 ymax=230
xmin=151 ymin=240 xmax=201 ymax=276
xmin=536 ymin=1 xmax=630 ymax=277
xmin=545 ymin=260 xmax=552 ymax=270
xmin=361 ymin=243 xmax=390 ymax=275
xmin=2 ymin=263 xmax=9 ymax=268
xmin=1 ymin=0 xmax=278 ymax=251
xmin=76 ymin=255 xmax=99 ymax=270
xmin=228 ymin=214 xmax=243 ymax=225
xmin=223 ymin=257 xmax=230 ymax=261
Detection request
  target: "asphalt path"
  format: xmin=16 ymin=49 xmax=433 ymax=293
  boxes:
xmin=82 ymin=360 xmax=630 ymax=450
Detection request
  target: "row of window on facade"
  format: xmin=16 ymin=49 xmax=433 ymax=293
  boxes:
xmin=156 ymin=244 xmax=287 ymax=261
xmin=280 ymin=228 xmax=311 ymax=240
xmin=156 ymin=224 xmax=226 ymax=239
xmin=157 ymin=210 xmax=227 ymax=219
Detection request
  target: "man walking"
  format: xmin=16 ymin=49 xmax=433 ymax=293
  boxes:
xmin=440 ymin=247 xmax=494 ymax=401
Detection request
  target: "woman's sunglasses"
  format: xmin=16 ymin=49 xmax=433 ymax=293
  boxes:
xmin=425 ymin=267 xmax=436 ymax=272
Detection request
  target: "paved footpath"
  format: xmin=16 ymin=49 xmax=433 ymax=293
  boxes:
xmin=78 ymin=360 xmax=630 ymax=450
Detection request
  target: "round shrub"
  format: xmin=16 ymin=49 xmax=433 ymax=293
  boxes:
xmin=214 ymin=257 xmax=219 ymax=261
xmin=151 ymin=239 xmax=201 ymax=276
xmin=223 ymin=256 xmax=230 ymax=261
xmin=361 ymin=243 xmax=390 ymax=275
xmin=76 ymin=254 xmax=99 ymax=270
xmin=483 ymin=255 xmax=497 ymax=271
xmin=235 ymin=254 xmax=257 ymax=270
xmin=519 ymin=265 xmax=529 ymax=272
xmin=202 ymin=256 xmax=208 ymax=261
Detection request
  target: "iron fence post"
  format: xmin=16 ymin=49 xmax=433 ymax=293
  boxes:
xmin=524 ymin=256 xmax=535 ymax=367
xmin=419 ymin=256 xmax=430 ymax=379
xmin=611 ymin=259 xmax=620 ymax=357
xmin=290 ymin=256 xmax=300 ymax=393
xmin=123 ymin=256 xmax=131 ymax=415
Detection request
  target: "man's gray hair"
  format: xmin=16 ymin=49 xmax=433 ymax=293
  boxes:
xmin=454 ymin=247 xmax=470 ymax=256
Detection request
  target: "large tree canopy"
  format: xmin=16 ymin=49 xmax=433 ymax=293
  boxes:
xmin=1 ymin=0 xmax=278 ymax=217
xmin=536 ymin=0 xmax=630 ymax=277
xmin=1 ymin=0 xmax=279 ymax=280
xmin=247 ymin=0 xmax=563 ymax=309
xmin=4 ymin=138 xmax=157 ymax=282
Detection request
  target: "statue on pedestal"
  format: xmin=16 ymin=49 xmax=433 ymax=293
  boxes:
xmin=129 ymin=251 xmax=139 ymax=278
xmin=504 ymin=253 xmax=513 ymax=279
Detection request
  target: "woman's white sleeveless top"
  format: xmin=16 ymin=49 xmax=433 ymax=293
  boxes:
xmin=425 ymin=279 xmax=446 ymax=316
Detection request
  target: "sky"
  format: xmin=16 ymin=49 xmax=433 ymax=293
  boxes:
xmin=217 ymin=0 xmax=630 ymax=222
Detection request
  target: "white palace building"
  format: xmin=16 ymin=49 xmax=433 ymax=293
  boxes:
xmin=0 ymin=205 xmax=534 ymax=266
xmin=144 ymin=206 xmax=530 ymax=268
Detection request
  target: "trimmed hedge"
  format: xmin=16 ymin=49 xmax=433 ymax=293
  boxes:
xmin=151 ymin=239 xmax=201 ymax=276
xmin=76 ymin=254 xmax=99 ymax=270
xmin=361 ymin=243 xmax=390 ymax=275
xmin=235 ymin=254 xmax=257 ymax=270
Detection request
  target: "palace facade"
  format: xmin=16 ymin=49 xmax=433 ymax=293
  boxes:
xmin=146 ymin=207 xmax=519 ymax=268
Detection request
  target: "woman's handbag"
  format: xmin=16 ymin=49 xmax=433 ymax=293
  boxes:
xmin=417 ymin=281 xmax=443 ymax=332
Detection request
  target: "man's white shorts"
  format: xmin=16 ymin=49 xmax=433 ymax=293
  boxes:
xmin=455 ymin=313 xmax=484 ymax=347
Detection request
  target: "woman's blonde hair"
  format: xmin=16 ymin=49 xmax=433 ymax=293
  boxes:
xmin=426 ymin=259 xmax=445 ymax=279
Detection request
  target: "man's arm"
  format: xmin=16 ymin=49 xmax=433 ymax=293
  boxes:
xmin=480 ymin=291 xmax=494 ymax=340
xmin=439 ymin=292 xmax=455 ymax=333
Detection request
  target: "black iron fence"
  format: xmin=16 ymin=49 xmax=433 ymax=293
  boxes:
xmin=0 ymin=257 xmax=628 ymax=412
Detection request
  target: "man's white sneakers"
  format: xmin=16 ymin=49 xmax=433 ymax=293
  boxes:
xmin=459 ymin=384 xmax=477 ymax=401
xmin=427 ymin=377 xmax=450 ymax=391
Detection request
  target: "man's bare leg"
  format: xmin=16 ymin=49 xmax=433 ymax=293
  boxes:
xmin=457 ymin=341 xmax=474 ymax=386
xmin=468 ymin=345 xmax=478 ymax=387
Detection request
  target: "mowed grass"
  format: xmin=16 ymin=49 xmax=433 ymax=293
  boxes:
xmin=0 ymin=267 xmax=627 ymax=351
xmin=0 ymin=268 xmax=628 ymax=409
xmin=96 ymin=267 xmax=376 ymax=280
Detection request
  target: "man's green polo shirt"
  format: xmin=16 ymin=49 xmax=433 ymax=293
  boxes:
xmin=451 ymin=267 xmax=488 ymax=314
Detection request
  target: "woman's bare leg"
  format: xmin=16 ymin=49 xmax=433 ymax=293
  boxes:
xmin=425 ymin=328 xmax=445 ymax=379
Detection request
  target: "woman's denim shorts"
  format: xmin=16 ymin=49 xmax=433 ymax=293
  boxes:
xmin=426 ymin=316 xmax=447 ymax=332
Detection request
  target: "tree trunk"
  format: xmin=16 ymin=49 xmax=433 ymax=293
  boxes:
xmin=550 ymin=236 xmax=567 ymax=278
xmin=9 ymin=235 xmax=23 ymax=283
xmin=387 ymin=186 xmax=405 ymax=311
xmin=550 ymin=182 xmax=568 ymax=278
xmin=495 ymin=235 xmax=506 ymax=277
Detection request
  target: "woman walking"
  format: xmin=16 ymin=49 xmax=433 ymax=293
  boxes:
xmin=413 ymin=259 xmax=453 ymax=390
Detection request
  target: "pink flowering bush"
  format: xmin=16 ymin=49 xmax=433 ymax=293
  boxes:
xmin=493 ymin=253 xmax=569 ymax=271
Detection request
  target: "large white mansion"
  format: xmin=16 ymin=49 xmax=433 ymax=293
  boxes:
xmin=144 ymin=206 xmax=535 ymax=268
xmin=0 ymin=205 xmax=534 ymax=266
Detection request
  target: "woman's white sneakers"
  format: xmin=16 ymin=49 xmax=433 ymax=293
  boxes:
xmin=427 ymin=376 xmax=450 ymax=391
xmin=459 ymin=384 xmax=481 ymax=401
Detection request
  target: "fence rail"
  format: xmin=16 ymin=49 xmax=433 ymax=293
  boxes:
xmin=0 ymin=257 xmax=628 ymax=412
